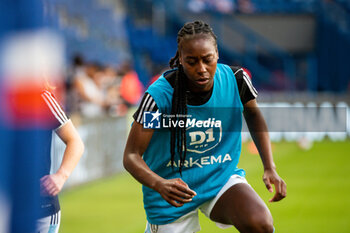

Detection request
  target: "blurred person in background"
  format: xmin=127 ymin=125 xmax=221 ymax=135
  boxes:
xmin=188 ymin=0 xmax=207 ymax=13
xmin=124 ymin=20 xmax=286 ymax=233
xmin=36 ymin=80 xmax=84 ymax=233
xmin=188 ymin=0 xmax=235 ymax=14
xmin=237 ymin=0 xmax=255 ymax=14
xmin=210 ymin=0 xmax=235 ymax=14
xmin=65 ymin=54 xmax=85 ymax=114
xmin=101 ymin=65 xmax=129 ymax=117
xmin=67 ymin=54 xmax=85 ymax=87
xmin=119 ymin=62 xmax=144 ymax=107
xmin=73 ymin=62 xmax=109 ymax=117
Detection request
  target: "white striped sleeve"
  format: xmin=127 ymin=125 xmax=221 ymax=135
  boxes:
xmin=41 ymin=90 xmax=69 ymax=127
xmin=234 ymin=68 xmax=258 ymax=98
xmin=242 ymin=70 xmax=258 ymax=98
xmin=133 ymin=93 xmax=158 ymax=124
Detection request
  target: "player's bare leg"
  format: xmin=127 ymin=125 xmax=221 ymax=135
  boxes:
xmin=210 ymin=183 xmax=274 ymax=233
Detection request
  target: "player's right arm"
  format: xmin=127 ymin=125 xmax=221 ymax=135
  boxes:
xmin=123 ymin=121 xmax=196 ymax=207
xmin=40 ymin=90 xmax=84 ymax=196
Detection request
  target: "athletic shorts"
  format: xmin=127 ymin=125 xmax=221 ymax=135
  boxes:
xmin=144 ymin=174 xmax=249 ymax=233
xmin=36 ymin=211 xmax=61 ymax=233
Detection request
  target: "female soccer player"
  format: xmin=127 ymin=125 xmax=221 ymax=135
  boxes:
xmin=124 ymin=20 xmax=286 ymax=233
xmin=36 ymin=88 xmax=84 ymax=233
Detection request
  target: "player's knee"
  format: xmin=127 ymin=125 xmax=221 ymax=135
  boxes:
xmin=243 ymin=214 xmax=274 ymax=233
xmin=257 ymin=218 xmax=274 ymax=233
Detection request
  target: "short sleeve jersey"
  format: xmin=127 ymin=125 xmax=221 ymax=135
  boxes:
xmin=39 ymin=90 xmax=70 ymax=217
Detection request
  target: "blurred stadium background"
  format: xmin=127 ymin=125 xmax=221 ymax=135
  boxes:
xmin=1 ymin=0 xmax=350 ymax=232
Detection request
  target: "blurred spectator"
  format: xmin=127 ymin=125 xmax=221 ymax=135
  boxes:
xmin=101 ymin=65 xmax=128 ymax=117
xmin=65 ymin=56 xmax=137 ymax=118
xmin=188 ymin=0 xmax=207 ymax=13
xmin=73 ymin=62 xmax=109 ymax=117
xmin=70 ymin=54 xmax=85 ymax=77
xmin=237 ymin=0 xmax=255 ymax=14
xmin=65 ymin=54 xmax=85 ymax=114
xmin=188 ymin=0 xmax=235 ymax=14
xmin=211 ymin=0 xmax=235 ymax=14
xmin=119 ymin=63 xmax=144 ymax=107
xmin=66 ymin=54 xmax=86 ymax=92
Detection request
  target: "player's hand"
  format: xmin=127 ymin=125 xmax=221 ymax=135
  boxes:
xmin=154 ymin=178 xmax=197 ymax=207
xmin=263 ymin=169 xmax=287 ymax=202
xmin=40 ymin=173 xmax=67 ymax=196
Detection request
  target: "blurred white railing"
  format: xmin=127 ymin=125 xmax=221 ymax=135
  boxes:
xmin=51 ymin=116 xmax=127 ymax=188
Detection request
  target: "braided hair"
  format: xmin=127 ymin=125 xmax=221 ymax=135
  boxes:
xmin=168 ymin=20 xmax=217 ymax=174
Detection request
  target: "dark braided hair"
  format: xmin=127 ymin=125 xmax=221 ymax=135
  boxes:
xmin=168 ymin=20 xmax=217 ymax=174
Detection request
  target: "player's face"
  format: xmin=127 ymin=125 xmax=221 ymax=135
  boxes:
xmin=179 ymin=35 xmax=218 ymax=93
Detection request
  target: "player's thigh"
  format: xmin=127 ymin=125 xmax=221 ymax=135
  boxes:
xmin=210 ymin=183 xmax=273 ymax=230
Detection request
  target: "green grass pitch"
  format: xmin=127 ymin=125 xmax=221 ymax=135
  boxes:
xmin=59 ymin=140 xmax=350 ymax=233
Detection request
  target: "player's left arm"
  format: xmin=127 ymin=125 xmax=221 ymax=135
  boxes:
xmin=243 ymin=99 xmax=287 ymax=202
xmin=41 ymin=121 xmax=84 ymax=196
